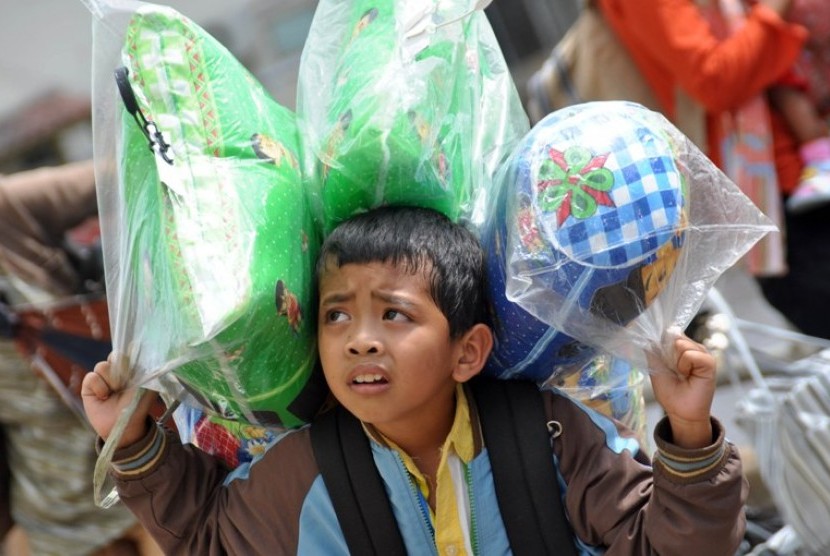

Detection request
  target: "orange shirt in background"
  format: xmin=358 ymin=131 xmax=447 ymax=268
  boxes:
xmin=598 ymin=0 xmax=807 ymax=193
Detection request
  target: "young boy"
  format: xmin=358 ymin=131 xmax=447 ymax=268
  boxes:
xmin=82 ymin=205 xmax=747 ymax=555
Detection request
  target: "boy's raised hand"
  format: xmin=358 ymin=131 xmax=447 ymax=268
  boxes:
xmin=647 ymin=332 xmax=717 ymax=449
xmin=81 ymin=352 xmax=156 ymax=448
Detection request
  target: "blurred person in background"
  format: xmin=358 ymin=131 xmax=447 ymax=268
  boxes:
xmin=768 ymin=0 xmax=830 ymax=213
xmin=596 ymin=0 xmax=830 ymax=340
xmin=0 ymin=160 xmax=160 ymax=556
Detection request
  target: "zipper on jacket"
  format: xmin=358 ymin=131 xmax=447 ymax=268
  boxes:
xmin=397 ymin=453 xmax=480 ymax=554
xmin=399 ymin=453 xmax=435 ymax=542
xmin=465 ymin=463 xmax=478 ymax=555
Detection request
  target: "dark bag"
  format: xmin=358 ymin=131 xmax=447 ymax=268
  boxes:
xmin=310 ymin=377 xmax=578 ymax=556
xmin=759 ymin=204 xmax=830 ymax=340
xmin=0 ymin=300 xmax=17 ymax=339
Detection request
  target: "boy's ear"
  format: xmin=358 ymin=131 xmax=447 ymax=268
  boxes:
xmin=452 ymin=323 xmax=494 ymax=383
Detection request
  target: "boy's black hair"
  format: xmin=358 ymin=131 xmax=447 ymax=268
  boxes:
xmin=316 ymin=206 xmax=486 ymax=337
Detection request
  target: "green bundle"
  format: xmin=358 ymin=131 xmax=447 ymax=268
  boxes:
xmin=298 ymin=0 xmax=528 ymax=233
xmin=115 ymin=5 xmax=324 ymax=428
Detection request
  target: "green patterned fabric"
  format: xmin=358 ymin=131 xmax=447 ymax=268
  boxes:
xmin=116 ymin=5 xmax=323 ymax=428
xmin=298 ymin=0 xmax=527 ymax=233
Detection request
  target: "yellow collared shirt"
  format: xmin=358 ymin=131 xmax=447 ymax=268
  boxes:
xmin=372 ymin=384 xmax=476 ymax=556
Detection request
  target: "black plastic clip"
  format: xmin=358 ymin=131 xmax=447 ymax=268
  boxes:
xmin=114 ymin=66 xmax=174 ymax=165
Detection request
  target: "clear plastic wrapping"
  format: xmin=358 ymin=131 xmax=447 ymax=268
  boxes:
xmin=86 ymin=0 xmax=528 ymax=436
xmin=172 ymin=403 xmax=281 ymax=470
xmin=83 ymin=0 xmax=529 ymax=502
xmin=482 ymin=101 xmax=776 ymax=382
xmin=548 ymin=355 xmax=649 ymax=449
xmin=737 ymin=365 xmax=830 ymax=554
xmin=295 ymin=0 xmax=528 ymax=233
xmin=88 ymin=0 xmax=326 ymax=432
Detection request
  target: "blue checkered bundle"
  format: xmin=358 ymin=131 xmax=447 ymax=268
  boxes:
xmin=483 ymin=101 xmax=687 ymax=383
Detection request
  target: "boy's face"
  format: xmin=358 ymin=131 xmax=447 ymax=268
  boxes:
xmin=317 ymin=260 xmax=465 ymax=436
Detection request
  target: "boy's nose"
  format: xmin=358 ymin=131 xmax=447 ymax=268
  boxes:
xmin=345 ymin=331 xmax=383 ymax=356
xmin=348 ymin=343 xmax=380 ymax=355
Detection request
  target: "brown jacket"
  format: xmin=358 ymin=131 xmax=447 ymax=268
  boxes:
xmin=111 ymin=386 xmax=748 ymax=555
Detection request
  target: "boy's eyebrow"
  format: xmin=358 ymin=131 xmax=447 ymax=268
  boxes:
xmin=318 ymin=291 xmax=420 ymax=309
xmin=319 ymin=292 xmax=354 ymax=306
xmin=372 ymin=291 xmax=419 ymax=309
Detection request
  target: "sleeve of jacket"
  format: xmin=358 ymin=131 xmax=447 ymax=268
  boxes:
xmin=110 ymin=423 xmax=320 ymax=555
xmin=547 ymin=391 xmax=748 ymax=555
xmin=598 ymin=0 xmax=807 ymax=112
xmin=0 ymin=160 xmax=97 ymax=294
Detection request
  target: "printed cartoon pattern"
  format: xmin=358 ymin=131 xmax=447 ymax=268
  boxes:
xmin=275 ymin=280 xmax=303 ymax=333
xmin=193 ymin=414 xmax=276 ymax=469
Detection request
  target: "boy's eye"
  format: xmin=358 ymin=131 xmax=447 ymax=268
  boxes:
xmin=383 ymin=309 xmax=409 ymax=322
xmin=326 ymin=310 xmax=348 ymax=323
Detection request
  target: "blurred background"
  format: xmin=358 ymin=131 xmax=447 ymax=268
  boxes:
xmin=3 ymin=1 xmax=812 ymax=554
xmin=0 ymin=0 xmax=579 ymax=174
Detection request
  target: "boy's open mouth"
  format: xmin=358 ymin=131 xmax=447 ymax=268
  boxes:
xmin=352 ymin=374 xmax=388 ymax=385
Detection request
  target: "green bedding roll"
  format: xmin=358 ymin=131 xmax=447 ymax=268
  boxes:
xmin=299 ymin=0 xmax=525 ymax=233
xmin=116 ymin=5 xmax=324 ymax=428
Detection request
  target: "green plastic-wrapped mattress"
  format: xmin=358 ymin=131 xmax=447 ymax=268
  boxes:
xmin=113 ymin=5 xmax=324 ymax=428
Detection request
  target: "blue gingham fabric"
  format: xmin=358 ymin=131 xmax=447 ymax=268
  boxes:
xmin=481 ymin=101 xmax=689 ymax=384
xmin=504 ymin=102 xmax=688 ymax=313
xmin=531 ymin=112 xmax=685 ymax=269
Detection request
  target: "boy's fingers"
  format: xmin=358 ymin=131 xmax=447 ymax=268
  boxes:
xmin=675 ymin=335 xmax=706 ymax=352
xmin=676 ymin=347 xmax=716 ymax=378
xmin=84 ymin=356 xmax=138 ymax=401
xmin=136 ymin=388 xmax=160 ymax=417
xmin=92 ymin=359 xmax=114 ymax=386
xmin=93 ymin=368 xmax=114 ymax=394
xmin=674 ymin=337 xmax=708 ymax=368
xmin=81 ymin=369 xmax=113 ymax=400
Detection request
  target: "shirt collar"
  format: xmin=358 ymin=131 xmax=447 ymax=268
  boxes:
xmin=363 ymin=383 xmax=475 ymax=465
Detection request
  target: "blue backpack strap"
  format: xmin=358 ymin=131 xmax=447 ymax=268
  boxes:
xmin=469 ymin=376 xmax=579 ymax=556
